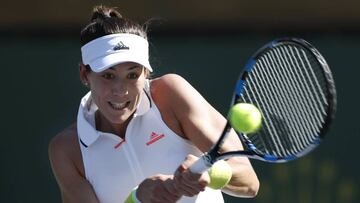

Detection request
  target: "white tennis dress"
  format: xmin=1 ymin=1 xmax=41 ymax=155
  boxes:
xmin=77 ymin=82 xmax=224 ymax=203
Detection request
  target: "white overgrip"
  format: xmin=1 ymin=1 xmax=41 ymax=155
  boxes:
xmin=189 ymin=155 xmax=213 ymax=174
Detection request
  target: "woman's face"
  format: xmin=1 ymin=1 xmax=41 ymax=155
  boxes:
xmin=83 ymin=62 xmax=147 ymax=125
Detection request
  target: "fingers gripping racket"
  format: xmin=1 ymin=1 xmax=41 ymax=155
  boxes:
xmin=190 ymin=38 xmax=337 ymax=173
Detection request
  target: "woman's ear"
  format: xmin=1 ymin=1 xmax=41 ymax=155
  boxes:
xmin=144 ymin=68 xmax=151 ymax=79
xmin=79 ymin=63 xmax=89 ymax=87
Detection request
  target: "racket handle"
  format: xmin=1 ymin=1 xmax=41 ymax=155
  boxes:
xmin=189 ymin=155 xmax=213 ymax=174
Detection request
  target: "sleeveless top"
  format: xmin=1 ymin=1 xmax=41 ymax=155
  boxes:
xmin=77 ymin=80 xmax=224 ymax=203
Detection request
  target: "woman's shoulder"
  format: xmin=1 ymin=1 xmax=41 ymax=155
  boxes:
xmin=150 ymin=73 xmax=187 ymax=89
xmin=149 ymin=74 xmax=226 ymax=152
xmin=149 ymin=74 xmax=195 ymax=138
xmin=150 ymin=73 xmax=199 ymax=111
xmin=48 ymin=122 xmax=85 ymax=176
xmin=49 ymin=123 xmax=78 ymax=150
xmin=150 ymin=73 xmax=195 ymax=101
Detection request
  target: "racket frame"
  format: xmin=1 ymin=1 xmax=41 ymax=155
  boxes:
xmin=190 ymin=37 xmax=336 ymax=173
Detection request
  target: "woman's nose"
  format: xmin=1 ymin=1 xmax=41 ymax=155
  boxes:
xmin=112 ymin=81 xmax=129 ymax=96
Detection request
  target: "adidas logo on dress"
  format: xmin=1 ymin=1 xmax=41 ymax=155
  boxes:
xmin=146 ymin=132 xmax=165 ymax=146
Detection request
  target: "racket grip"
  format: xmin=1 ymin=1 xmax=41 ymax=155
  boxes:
xmin=189 ymin=155 xmax=213 ymax=174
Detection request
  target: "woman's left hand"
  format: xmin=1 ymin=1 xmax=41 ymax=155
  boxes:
xmin=136 ymin=174 xmax=181 ymax=203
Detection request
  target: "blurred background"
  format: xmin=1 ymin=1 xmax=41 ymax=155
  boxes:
xmin=1 ymin=0 xmax=359 ymax=202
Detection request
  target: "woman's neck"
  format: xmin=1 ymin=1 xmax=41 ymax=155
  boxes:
xmin=95 ymin=111 xmax=132 ymax=139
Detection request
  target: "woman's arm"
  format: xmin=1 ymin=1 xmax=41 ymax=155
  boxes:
xmin=48 ymin=124 xmax=100 ymax=203
xmin=152 ymin=74 xmax=260 ymax=197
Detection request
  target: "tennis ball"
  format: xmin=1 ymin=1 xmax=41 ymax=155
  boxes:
xmin=228 ymin=103 xmax=262 ymax=134
xmin=124 ymin=190 xmax=136 ymax=203
xmin=124 ymin=192 xmax=135 ymax=203
xmin=208 ymin=160 xmax=232 ymax=190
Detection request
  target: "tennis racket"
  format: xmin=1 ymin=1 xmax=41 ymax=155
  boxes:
xmin=190 ymin=37 xmax=337 ymax=173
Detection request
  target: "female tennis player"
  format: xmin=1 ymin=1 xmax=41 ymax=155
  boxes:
xmin=48 ymin=5 xmax=259 ymax=203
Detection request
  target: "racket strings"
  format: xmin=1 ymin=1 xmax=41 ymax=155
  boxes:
xmin=245 ymin=63 xmax=301 ymax=156
xmin=273 ymin=46 xmax=321 ymax=147
xmin=242 ymin=80 xmax=288 ymax=155
xmin=297 ymin=48 xmax=328 ymax=107
xmin=286 ymin=46 xmax=328 ymax=128
xmin=275 ymin=47 xmax=320 ymax=139
xmin=246 ymin=55 xmax=306 ymax=156
xmin=241 ymin=44 xmax=329 ymax=158
xmin=248 ymin=52 xmax=309 ymax=157
xmin=287 ymin=47 xmax=327 ymax=120
xmin=262 ymin=51 xmax=310 ymax=150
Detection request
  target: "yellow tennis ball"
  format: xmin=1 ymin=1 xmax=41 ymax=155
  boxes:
xmin=208 ymin=160 xmax=232 ymax=190
xmin=228 ymin=103 xmax=262 ymax=134
xmin=124 ymin=189 xmax=137 ymax=203
xmin=124 ymin=193 xmax=135 ymax=203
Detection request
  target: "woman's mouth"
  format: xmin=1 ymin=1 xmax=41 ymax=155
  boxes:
xmin=108 ymin=101 xmax=130 ymax=110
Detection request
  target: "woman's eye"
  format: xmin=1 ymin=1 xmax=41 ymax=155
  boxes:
xmin=128 ymin=72 xmax=139 ymax=79
xmin=102 ymin=73 xmax=115 ymax=79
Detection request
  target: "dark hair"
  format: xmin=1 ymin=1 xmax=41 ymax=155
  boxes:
xmin=80 ymin=5 xmax=147 ymax=46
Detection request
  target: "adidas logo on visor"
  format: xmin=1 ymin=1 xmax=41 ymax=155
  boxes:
xmin=113 ymin=41 xmax=129 ymax=51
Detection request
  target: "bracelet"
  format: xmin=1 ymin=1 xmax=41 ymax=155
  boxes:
xmin=124 ymin=187 xmax=142 ymax=203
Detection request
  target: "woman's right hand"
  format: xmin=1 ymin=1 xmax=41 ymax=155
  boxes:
xmin=137 ymin=174 xmax=181 ymax=203
xmin=173 ymin=154 xmax=210 ymax=197
xmin=136 ymin=155 xmax=210 ymax=203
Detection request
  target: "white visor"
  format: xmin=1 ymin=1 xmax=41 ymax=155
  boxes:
xmin=81 ymin=33 xmax=152 ymax=72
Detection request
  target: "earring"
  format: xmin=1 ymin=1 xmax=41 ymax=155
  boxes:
xmin=84 ymin=82 xmax=88 ymax=86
